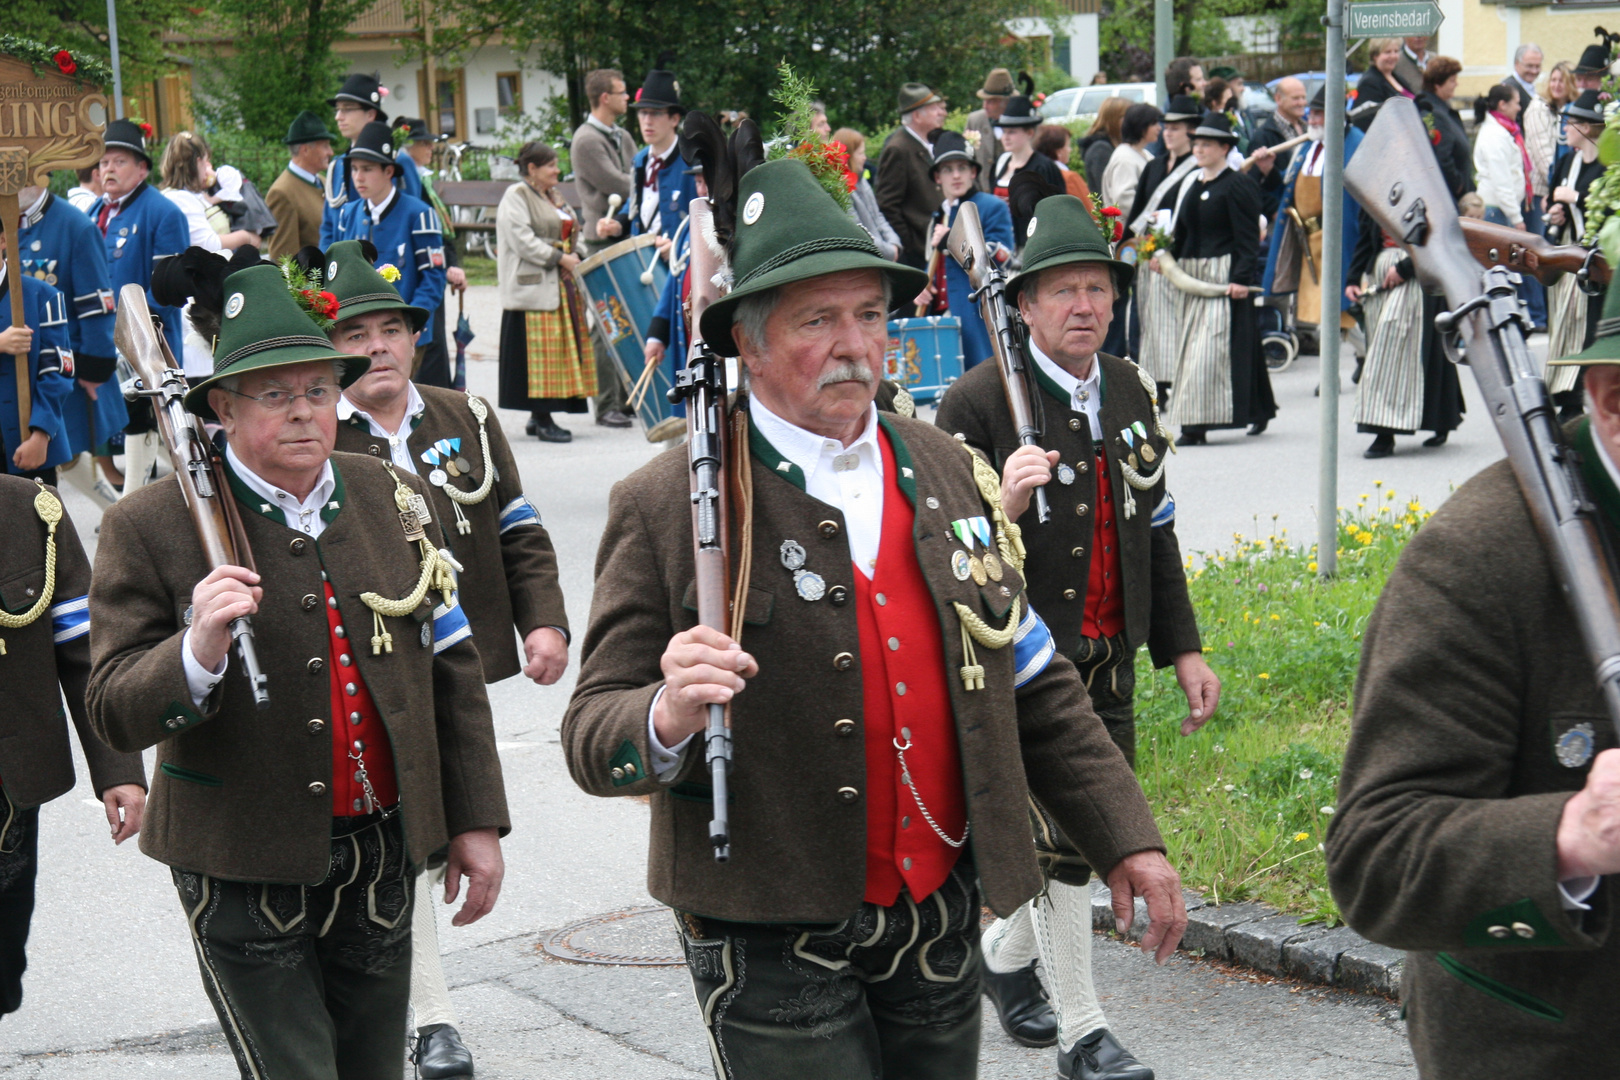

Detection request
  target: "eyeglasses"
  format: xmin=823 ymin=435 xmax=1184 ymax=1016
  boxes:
xmin=224 ymin=385 xmax=339 ymax=412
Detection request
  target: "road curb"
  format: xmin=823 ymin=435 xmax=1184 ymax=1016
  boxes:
xmin=1089 ymin=884 xmax=1402 ymax=997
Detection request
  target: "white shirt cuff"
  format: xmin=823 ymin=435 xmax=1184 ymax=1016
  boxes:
xmin=1559 ymin=876 xmax=1600 ymax=911
xmin=646 ymin=336 xmax=665 ymax=348
xmin=647 ymin=686 xmax=694 ymax=779
xmin=181 ymin=628 xmax=227 ymax=709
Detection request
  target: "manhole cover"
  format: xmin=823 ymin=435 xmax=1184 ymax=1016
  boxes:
xmin=541 ymin=906 xmax=685 ymax=966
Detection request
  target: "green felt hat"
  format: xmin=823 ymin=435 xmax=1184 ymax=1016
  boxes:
xmin=325 ymin=239 xmax=430 ymax=333
xmin=185 ymin=265 xmax=367 ymax=421
xmin=698 ymin=159 xmax=927 ymax=357
xmin=1006 ymin=194 xmax=1134 ymax=302
xmin=284 ymin=110 xmax=336 ymax=145
xmin=1551 ymin=276 xmax=1620 ymax=366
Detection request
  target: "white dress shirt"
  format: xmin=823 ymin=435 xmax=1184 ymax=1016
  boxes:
xmin=639 ymin=141 xmax=678 ymax=233
xmin=338 ymin=383 xmax=427 ymax=474
xmin=367 ymin=186 xmax=398 ymax=226
xmin=288 ymin=161 xmax=322 ymax=187
xmin=648 ymin=395 xmax=888 ymax=776
xmin=1029 ymin=342 xmax=1103 ymax=440
xmin=181 ymin=447 xmax=338 ymax=706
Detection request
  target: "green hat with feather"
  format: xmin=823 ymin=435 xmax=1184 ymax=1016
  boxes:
xmin=324 ymin=239 xmax=431 ymax=333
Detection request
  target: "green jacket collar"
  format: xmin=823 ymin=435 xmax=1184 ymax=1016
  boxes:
xmin=1030 ymin=349 xmax=1107 ymax=412
xmin=745 ymin=400 xmax=918 ymax=507
xmin=225 ymin=455 xmax=347 ymax=529
xmin=1576 ymin=419 xmax=1620 ymax=533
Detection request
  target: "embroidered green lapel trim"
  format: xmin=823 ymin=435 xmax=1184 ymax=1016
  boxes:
xmin=1030 ymin=353 xmax=1107 ymax=412
xmin=748 ymin=409 xmax=807 ymax=492
xmin=225 ymin=459 xmax=288 ymax=528
xmin=1576 ymin=419 xmax=1620 ymax=533
xmin=876 ymin=412 xmax=918 ymax=507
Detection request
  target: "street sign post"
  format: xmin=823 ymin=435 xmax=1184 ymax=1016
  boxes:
xmin=1347 ymin=0 xmax=1443 ymax=39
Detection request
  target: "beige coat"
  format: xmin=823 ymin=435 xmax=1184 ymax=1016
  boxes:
xmin=496 ymin=181 xmax=571 ymax=313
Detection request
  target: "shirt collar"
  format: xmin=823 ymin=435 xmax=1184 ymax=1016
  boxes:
xmin=1029 ymin=340 xmax=1099 ymax=410
xmin=368 ymin=185 xmax=397 ymax=222
xmin=750 ymin=394 xmax=882 ymax=487
xmin=586 ymin=114 xmax=620 ymax=137
xmin=288 ymin=161 xmax=321 ymax=186
xmin=23 ymin=189 xmax=49 ymax=222
xmin=337 ymin=380 xmax=425 ymax=437
xmin=225 ymin=443 xmax=337 ymax=523
xmin=905 ymin=124 xmax=934 ymax=152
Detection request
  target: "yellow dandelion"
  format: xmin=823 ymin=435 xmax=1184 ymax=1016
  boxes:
xmin=1307 ymin=560 xmax=1318 ymax=571
xmin=1293 ymin=831 xmax=1310 ymax=842
xmin=1257 ymin=672 xmax=1270 ymax=680
xmin=1270 ymin=614 xmax=1281 ymax=621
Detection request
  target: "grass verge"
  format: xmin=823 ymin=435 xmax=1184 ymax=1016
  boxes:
xmin=1132 ymin=483 xmax=1434 ymax=925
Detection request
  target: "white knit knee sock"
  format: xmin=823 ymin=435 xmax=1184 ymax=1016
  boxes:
xmin=410 ymin=866 xmax=459 ymax=1031
xmin=1032 ymin=880 xmax=1107 ymax=1048
xmin=981 ymin=900 xmax=1040 ymax=973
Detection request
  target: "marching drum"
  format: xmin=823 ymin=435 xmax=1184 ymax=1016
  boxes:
xmin=574 ymin=235 xmax=681 ymax=440
xmin=885 ymin=316 xmax=965 ymax=406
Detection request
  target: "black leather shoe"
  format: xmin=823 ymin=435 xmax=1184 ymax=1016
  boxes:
xmin=414 ymin=1024 xmax=474 ymax=1079
xmin=982 ymin=961 xmax=1058 ymax=1047
xmin=1421 ymin=432 xmax=1448 ymax=448
xmin=1246 ymin=419 xmax=1268 ymax=436
xmin=1059 ymin=1029 xmax=1153 ymax=1080
xmin=596 ymin=409 xmax=634 ymax=428
xmin=525 ymin=417 xmax=539 ymax=436
xmin=1179 ymin=427 xmax=1207 ymax=446
xmin=1364 ymin=434 xmax=1395 ymax=459
xmin=535 ymin=421 xmax=573 ymax=443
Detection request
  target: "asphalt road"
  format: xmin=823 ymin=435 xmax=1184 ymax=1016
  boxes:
xmin=0 ymin=289 xmax=1508 ymax=1076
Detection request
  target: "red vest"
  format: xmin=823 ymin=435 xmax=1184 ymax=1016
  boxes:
xmin=323 ymin=581 xmax=399 ymax=816
xmin=1082 ymin=450 xmax=1125 ymax=640
xmin=852 ymin=429 xmax=967 ymax=905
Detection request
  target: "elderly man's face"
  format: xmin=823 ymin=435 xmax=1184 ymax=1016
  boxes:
xmin=210 ymin=361 xmax=340 ymax=491
xmin=332 ymin=310 xmax=416 ymax=408
xmin=1276 ymin=78 xmax=1307 ymax=122
xmin=735 ymin=270 xmax=888 ymax=444
xmin=1517 ymin=49 xmax=1544 ymax=82
xmin=1018 ymin=264 xmax=1115 ymax=367
xmin=99 ymin=150 xmax=148 ymax=200
xmin=909 ymin=100 xmax=948 ymax=134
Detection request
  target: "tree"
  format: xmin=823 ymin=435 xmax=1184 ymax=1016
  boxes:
xmin=9 ymin=0 xmax=196 ymax=83
xmin=190 ymin=0 xmax=375 ymax=142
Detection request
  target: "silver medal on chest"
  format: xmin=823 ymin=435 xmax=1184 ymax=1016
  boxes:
xmin=1056 ymin=463 xmax=1076 ymax=486
xmin=1556 ymin=723 xmax=1596 ymax=768
xmin=794 ymin=569 xmax=826 ymax=601
xmin=780 ymin=540 xmax=807 ymax=571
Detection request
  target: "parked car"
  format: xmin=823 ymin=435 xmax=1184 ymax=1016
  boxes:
xmin=1040 ymin=82 xmax=1157 ymax=122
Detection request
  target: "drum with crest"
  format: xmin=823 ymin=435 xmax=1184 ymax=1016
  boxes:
xmin=574 ymin=235 xmax=681 ymax=440
xmin=884 ymin=316 xmax=965 ymax=406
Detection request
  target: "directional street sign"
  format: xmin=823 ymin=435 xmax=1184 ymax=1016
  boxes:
xmin=1348 ymin=0 xmax=1443 ymax=38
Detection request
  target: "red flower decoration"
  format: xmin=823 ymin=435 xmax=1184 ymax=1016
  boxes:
xmin=1100 ymin=206 xmax=1121 ymax=218
xmin=138 ymin=121 xmax=153 ymax=138
xmin=53 ymin=50 xmax=76 ymax=75
xmin=317 ymin=291 xmax=339 ymax=319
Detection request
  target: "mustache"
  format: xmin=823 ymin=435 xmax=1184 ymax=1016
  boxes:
xmin=816 ymin=362 xmax=874 ymax=390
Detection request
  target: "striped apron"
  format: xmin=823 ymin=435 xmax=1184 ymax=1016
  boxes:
xmin=1354 ymin=247 xmax=1426 ymax=432
xmin=1168 ymin=255 xmax=1234 ymax=427
xmin=1136 ymin=265 xmax=1181 ymax=384
xmin=1546 ymin=273 xmax=1588 ymax=395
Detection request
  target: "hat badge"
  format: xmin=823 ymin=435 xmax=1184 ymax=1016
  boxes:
xmin=1026 ymin=216 xmax=1038 ymax=235
xmin=225 ymin=292 xmax=245 ymax=319
xmin=327 ymin=261 xmax=339 ymax=281
xmin=673 ymin=79 xmax=681 ymax=94
xmin=743 ymin=191 xmax=765 ymax=225
xmin=370 ymin=91 xmax=379 ymax=102
xmin=382 ymin=141 xmax=392 ymax=154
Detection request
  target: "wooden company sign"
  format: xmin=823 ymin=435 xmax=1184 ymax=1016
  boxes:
xmin=0 ymin=53 xmax=109 ymax=444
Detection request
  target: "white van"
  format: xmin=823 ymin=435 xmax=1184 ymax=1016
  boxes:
xmin=1039 ymin=83 xmax=1158 ymax=122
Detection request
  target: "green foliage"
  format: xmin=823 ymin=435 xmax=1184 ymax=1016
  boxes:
xmin=771 ymin=63 xmax=854 ymax=211
xmin=190 ymin=0 xmax=375 ymax=144
xmin=1134 ymin=486 xmax=1433 ymax=925
xmin=0 ymin=32 xmax=114 ymax=86
xmin=6 ymin=0 xmax=194 ymax=82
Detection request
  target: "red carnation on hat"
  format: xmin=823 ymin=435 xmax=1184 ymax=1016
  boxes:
xmin=54 ymin=50 xmax=76 ymax=75
xmin=138 ymin=121 xmax=153 ymax=138
xmin=317 ymin=291 xmax=339 ymax=319
xmin=1100 ymin=205 xmax=1121 ymax=218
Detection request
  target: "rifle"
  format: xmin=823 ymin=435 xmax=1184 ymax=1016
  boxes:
xmin=946 ymin=199 xmax=1050 ymax=523
xmin=1457 ymin=217 xmax=1610 ymax=291
xmin=1344 ymin=98 xmax=1620 ymax=737
xmin=667 ymin=198 xmax=734 ymax=861
xmin=114 ymin=284 xmax=270 ymax=710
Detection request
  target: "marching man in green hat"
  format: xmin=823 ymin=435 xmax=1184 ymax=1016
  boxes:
xmin=938 ymin=194 xmax=1219 ymax=1080
xmin=323 ymin=237 xmax=569 ymax=1076
xmin=87 ymin=258 xmax=510 ymax=1080
xmin=1326 ymin=281 xmax=1620 ymax=1077
xmin=266 ymin=110 xmax=337 ymax=261
xmin=563 ymin=152 xmax=1186 ymax=1079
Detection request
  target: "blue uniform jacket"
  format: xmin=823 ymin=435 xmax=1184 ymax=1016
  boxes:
xmin=87 ymin=182 xmax=189 ymax=359
xmin=0 ymin=276 xmax=77 ymax=473
xmin=622 ymin=146 xmax=699 ymax=239
xmin=1262 ymin=126 xmax=1363 ymax=313
xmin=330 ymin=189 xmax=447 ymax=341
xmin=943 ymin=192 xmax=1014 ymax=368
xmin=320 ymin=152 xmax=424 ymax=248
xmin=649 ymin=222 xmax=692 ymax=417
xmin=19 ymin=193 xmax=129 ymax=452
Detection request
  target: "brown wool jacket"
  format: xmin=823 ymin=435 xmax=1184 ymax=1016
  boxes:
xmin=334 ymin=386 xmax=569 ymax=682
xmin=875 ymin=127 xmax=943 ymax=266
xmin=0 ymin=477 xmax=145 ymax=809
xmin=1327 ymin=437 xmax=1618 ymax=1077
xmin=936 ymin=353 xmax=1201 ymax=667
xmin=87 ymin=453 xmax=509 ymax=884
xmin=561 ymin=404 xmax=1164 ymax=923
xmin=264 ymin=168 xmax=327 ymax=262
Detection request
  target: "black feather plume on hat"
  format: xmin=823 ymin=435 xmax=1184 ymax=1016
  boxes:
xmin=679 ymin=111 xmax=765 ymax=266
xmin=1019 ymin=71 xmax=1036 ymax=99
xmin=151 ymin=246 xmax=262 ymax=346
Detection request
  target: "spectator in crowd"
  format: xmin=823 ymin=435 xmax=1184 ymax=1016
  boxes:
xmin=1035 ymin=123 xmax=1091 ymax=201
xmin=265 ymin=111 xmax=335 ymax=261
xmin=1353 ymin=38 xmax=1415 ymax=131
xmin=1545 ymin=90 xmax=1607 ymax=420
xmin=1473 ymin=84 xmax=1530 ymax=232
xmin=835 ymin=127 xmax=903 ymax=261
xmin=1208 ymin=66 xmax=1254 ymax=145
xmin=876 ymin=81 xmax=948 ymax=268
xmin=1506 ymin=42 xmax=1543 ymax=110
xmin=496 ymin=142 xmax=595 ymax=443
xmin=1101 ymin=103 xmax=1161 ymax=213
xmin=1164 ymin=56 xmax=1206 ymax=99
xmin=809 ymin=101 xmax=832 ymax=140
xmin=1416 ymin=56 xmax=1474 ymax=202
xmin=1079 ymin=97 xmax=1129 ymax=191
xmin=1393 ymin=36 xmax=1431 ymax=95
xmin=66 ymin=165 xmax=101 ymax=214
xmin=992 ymin=95 xmax=1064 ymax=245
xmin=158 ymin=132 xmax=261 ymax=252
xmin=1248 ymin=76 xmax=1307 ymax=219
xmin=1505 ymin=44 xmax=1551 ymax=329
xmin=1091 ymin=70 xmax=1109 ymax=85
xmin=965 ymin=68 xmax=1016 ymax=192
xmin=1546 ymin=60 xmax=1577 ymax=129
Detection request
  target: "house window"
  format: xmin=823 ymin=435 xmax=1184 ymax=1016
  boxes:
xmin=497 ymin=71 xmax=523 ymax=119
xmin=417 ymin=69 xmax=467 ymax=140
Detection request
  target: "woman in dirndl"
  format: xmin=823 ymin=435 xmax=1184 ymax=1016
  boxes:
xmin=1545 ymin=90 xmax=1608 ymax=421
xmin=496 ymin=141 xmax=596 ymax=443
xmin=1125 ymin=94 xmax=1201 ymax=396
xmin=1166 ymin=112 xmax=1275 ymax=443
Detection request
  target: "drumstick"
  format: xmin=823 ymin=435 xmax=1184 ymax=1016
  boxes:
xmin=1241 ymin=133 xmax=1311 ymax=171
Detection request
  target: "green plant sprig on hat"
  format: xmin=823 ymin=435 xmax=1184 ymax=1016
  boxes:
xmin=277 ymin=256 xmax=339 ymax=331
xmin=769 ymin=62 xmax=854 ymax=212
xmin=1580 ymin=103 xmax=1620 ymax=251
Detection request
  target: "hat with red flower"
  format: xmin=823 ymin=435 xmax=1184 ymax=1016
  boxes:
xmin=1006 ymin=193 xmax=1135 ymax=302
xmin=102 ymin=118 xmax=153 ymax=165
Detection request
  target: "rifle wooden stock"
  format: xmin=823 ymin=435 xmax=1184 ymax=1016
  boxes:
xmin=114 ymin=285 xmax=270 ymax=710
xmin=946 ymin=200 xmax=1050 ymax=523
xmin=1344 ymin=98 xmax=1620 ymax=737
xmin=1457 ymin=217 xmax=1611 ymax=287
xmin=672 ymin=198 xmax=735 ymax=862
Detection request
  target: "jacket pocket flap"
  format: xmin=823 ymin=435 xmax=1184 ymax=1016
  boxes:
xmin=0 ymin=563 xmax=47 ymax=615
